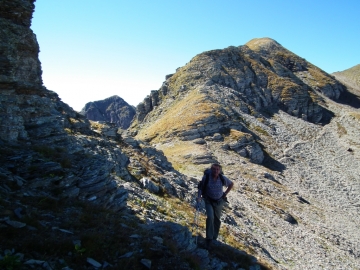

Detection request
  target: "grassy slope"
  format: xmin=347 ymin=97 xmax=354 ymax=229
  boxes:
xmin=136 ymin=90 xmax=220 ymax=143
xmin=333 ymin=64 xmax=360 ymax=86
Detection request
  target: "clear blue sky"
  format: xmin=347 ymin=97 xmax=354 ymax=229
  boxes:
xmin=32 ymin=0 xmax=360 ymax=111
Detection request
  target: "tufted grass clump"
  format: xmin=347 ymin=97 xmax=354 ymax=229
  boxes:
xmin=227 ymin=129 xmax=250 ymax=141
xmin=348 ymin=111 xmax=360 ymax=121
xmin=89 ymin=120 xmax=107 ymax=131
xmin=336 ymin=122 xmax=347 ymax=136
xmin=252 ymin=125 xmax=269 ymax=137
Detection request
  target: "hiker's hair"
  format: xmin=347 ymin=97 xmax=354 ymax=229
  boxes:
xmin=211 ymin=163 xmax=221 ymax=169
xmin=211 ymin=163 xmax=222 ymax=173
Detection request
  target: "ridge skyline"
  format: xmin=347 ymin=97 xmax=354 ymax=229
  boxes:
xmin=71 ymin=37 xmax=359 ymax=114
xmin=31 ymin=0 xmax=360 ymax=111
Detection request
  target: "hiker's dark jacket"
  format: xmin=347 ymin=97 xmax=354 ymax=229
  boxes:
xmin=199 ymin=173 xmax=232 ymax=200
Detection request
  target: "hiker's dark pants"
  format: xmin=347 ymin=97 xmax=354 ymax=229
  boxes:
xmin=204 ymin=198 xmax=225 ymax=240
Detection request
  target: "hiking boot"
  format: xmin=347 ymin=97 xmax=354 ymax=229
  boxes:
xmin=205 ymin=239 xmax=212 ymax=250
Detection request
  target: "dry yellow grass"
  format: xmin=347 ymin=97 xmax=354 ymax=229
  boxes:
xmin=267 ymin=75 xmax=300 ymax=101
xmin=136 ymin=91 xmax=220 ymax=143
xmin=227 ymin=129 xmax=250 ymax=141
xmin=307 ymin=64 xmax=335 ymax=88
xmin=245 ymin=37 xmax=280 ymax=51
xmin=157 ymin=141 xmax=207 ymax=173
xmin=89 ymin=120 xmax=107 ymax=131
xmin=348 ymin=111 xmax=360 ymax=121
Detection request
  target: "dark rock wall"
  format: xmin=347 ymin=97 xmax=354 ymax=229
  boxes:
xmin=0 ymin=0 xmax=131 ymax=210
xmin=0 ymin=0 xmax=42 ymax=88
xmin=0 ymin=0 xmax=187 ymax=213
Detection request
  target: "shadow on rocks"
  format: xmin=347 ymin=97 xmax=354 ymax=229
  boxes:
xmin=195 ymin=235 xmax=269 ymax=270
xmin=262 ymin=154 xmax=286 ymax=172
xmin=337 ymin=88 xmax=360 ymax=109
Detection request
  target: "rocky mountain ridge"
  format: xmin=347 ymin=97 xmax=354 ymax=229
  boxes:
xmin=1 ymin=1 xmax=359 ymax=269
xmin=131 ymin=37 xmax=345 ymax=148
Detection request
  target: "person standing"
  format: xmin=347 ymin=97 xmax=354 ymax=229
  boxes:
xmin=197 ymin=163 xmax=234 ymax=249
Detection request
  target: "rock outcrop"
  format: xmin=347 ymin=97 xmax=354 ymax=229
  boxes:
xmin=80 ymin=95 xmax=135 ymax=129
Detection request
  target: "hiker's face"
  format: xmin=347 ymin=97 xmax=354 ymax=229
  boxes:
xmin=211 ymin=166 xmax=221 ymax=178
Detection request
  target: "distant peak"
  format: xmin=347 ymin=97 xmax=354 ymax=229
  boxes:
xmin=245 ymin=37 xmax=283 ymax=52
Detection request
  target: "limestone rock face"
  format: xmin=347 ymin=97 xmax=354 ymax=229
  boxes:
xmin=0 ymin=0 xmax=59 ymax=142
xmin=80 ymin=95 xmax=135 ymax=129
xmin=131 ymin=38 xmax=348 ymax=169
xmin=228 ymin=133 xmax=264 ymax=164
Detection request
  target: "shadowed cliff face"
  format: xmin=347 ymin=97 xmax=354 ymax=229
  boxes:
xmin=0 ymin=0 xmax=69 ymax=143
xmin=0 ymin=0 xmax=42 ymax=88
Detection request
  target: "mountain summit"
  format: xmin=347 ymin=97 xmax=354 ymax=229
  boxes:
xmin=131 ymin=37 xmax=344 ymax=145
xmin=245 ymin=37 xmax=284 ymax=52
xmin=80 ymin=95 xmax=135 ymax=129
